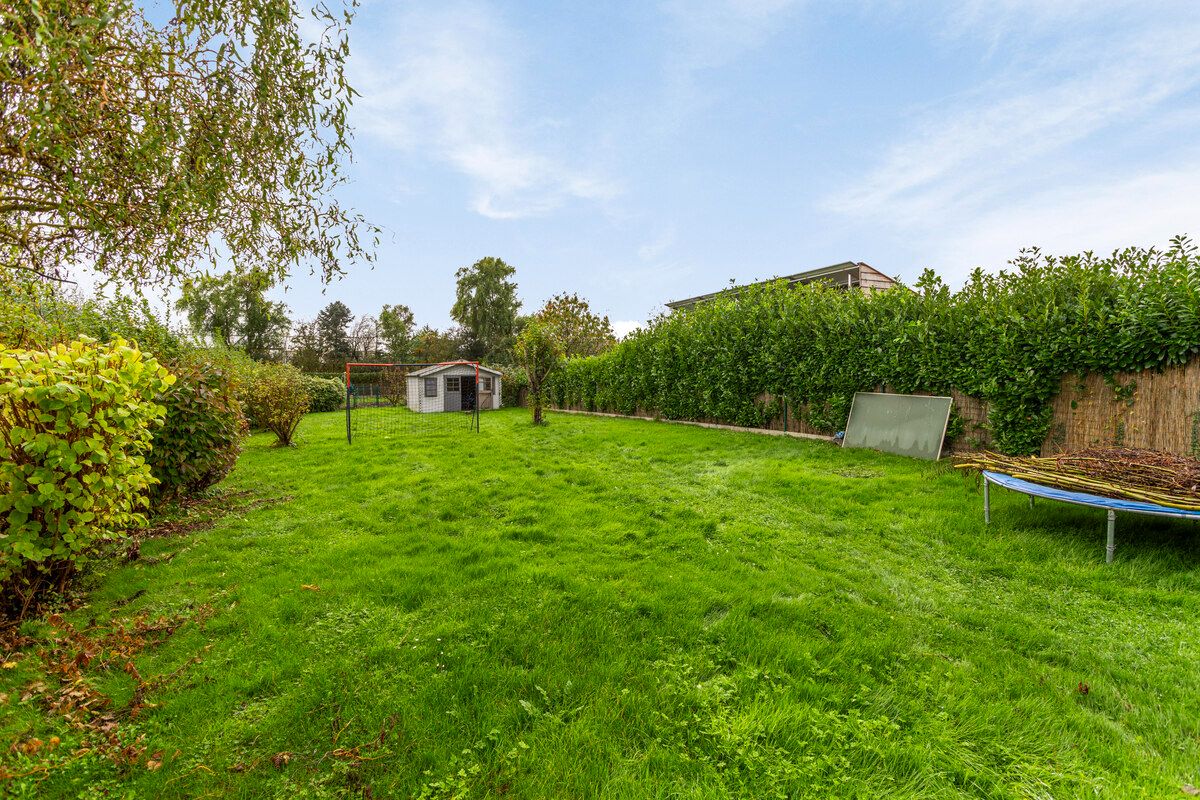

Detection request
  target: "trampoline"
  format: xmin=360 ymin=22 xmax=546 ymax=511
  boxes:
xmin=982 ymin=470 xmax=1200 ymax=563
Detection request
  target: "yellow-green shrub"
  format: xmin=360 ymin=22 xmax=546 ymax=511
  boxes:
xmin=244 ymin=362 xmax=310 ymax=446
xmin=0 ymin=338 xmax=173 ymax=617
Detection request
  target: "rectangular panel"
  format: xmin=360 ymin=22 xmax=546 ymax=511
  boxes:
xmin=842 ymin=392 xmax=952 ymax=461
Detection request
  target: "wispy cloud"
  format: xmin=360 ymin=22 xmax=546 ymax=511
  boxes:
xmin=935 ymin=0 xmax=1168 ymax=43
xmin=637 ymin=225 xmax=677 ymax=262
xmin=662 ymin=0 xmax=802 ymax=71
xmin=651 ymin=0 xmax=802 ymax=126
xmin=350 ymin=2 xmax=616 ymax=219
xmin=827 ymin=3 xmax=1200 ymax=278
xmin=829 ymin=29 xmax=1200 ymax=221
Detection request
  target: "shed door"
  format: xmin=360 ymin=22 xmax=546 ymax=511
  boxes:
xmin=460 ymin=376 xmax=477 ymax=411
xmin=444 ymin=375 xmax=461 ymax=412
xmin=478 ymin=374 xmax=494 ymax=410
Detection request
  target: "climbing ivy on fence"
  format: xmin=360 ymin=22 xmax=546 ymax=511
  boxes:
xmin=552 ymin=237 xmax=1200 ymax=454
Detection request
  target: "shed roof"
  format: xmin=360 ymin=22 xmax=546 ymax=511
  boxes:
xmin=408 ymin=362 xmax=504 ymax=378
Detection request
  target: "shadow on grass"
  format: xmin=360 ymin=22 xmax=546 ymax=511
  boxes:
xmin=989 ymin=493 xmax=1200 ymax=567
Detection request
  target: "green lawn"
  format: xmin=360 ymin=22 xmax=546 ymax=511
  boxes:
xmin=4 ymin=408 xmax=1200 ymax=798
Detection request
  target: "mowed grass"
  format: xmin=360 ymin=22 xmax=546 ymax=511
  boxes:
xmin=4 ymin=408 xmax=1200 ymax=798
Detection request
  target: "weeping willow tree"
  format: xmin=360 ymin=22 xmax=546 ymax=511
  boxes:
xmin=0 ymin=0 xmax=377 ymax=287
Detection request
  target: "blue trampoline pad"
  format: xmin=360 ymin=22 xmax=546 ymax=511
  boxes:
xmin=980 ymin=470 xmax=1200 ymax=563
xmin=982 ymin=471 xmax=1200 ymax=519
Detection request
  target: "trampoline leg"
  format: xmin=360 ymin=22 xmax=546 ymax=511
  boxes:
xmin=983 ymin=478 xmax=991 ymax=525
xmin=1105 ymin=510 xmax=1116 ymax=564
xmin=1029 ymin=495 xmax=1035 ymax=509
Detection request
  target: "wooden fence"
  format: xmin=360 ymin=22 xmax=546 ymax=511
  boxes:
xmin=1042 ymin=358 xmax=1200 ymax=457
xmin=909 ymin=360 xmax=1200 ymax=456
xmin=548 ymin=357 xmax=1200 ymax=456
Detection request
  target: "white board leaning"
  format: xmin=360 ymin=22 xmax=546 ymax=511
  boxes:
xmin=841 ymin=392 xmax=953 ymax=461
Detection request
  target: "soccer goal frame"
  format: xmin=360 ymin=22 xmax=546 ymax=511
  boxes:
xmin=344 ymin=361 xmax=481 ymax=444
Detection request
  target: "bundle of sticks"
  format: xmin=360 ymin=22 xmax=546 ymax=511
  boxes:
xmin=954 ymin=447 xmax=1200 ymax=511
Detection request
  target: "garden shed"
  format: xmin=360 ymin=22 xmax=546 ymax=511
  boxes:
xmin=406 ymin=363 xmax=502 ymax=413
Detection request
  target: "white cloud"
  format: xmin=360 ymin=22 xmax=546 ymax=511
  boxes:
xmin=651 ymin=0 xmax=803 ymax=128
xmin=612 ymin=319 xmax=643 ymax=339
xmin=927 ymin=162 xmax=1200 ymax=278
xmin=662 ymin=0 xmax=802 ymax=71
xmin=935 ymin=0 xmax=1182 ymax=44
xmin=828 ymin=24 xmax=1200 ymax=222
xmin=351 ymin=2 xmax=616 ymax=219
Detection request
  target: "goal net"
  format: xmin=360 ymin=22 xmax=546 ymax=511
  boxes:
xmin=345 ymin=362 xmax=481 ymax=443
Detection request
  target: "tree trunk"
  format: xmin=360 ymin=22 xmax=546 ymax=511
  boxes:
xmin=532 ymin=386 xmax=547 ymax=424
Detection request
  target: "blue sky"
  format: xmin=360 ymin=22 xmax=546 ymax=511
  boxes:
xmin=276 ymin=0 xmax=1200 ymax=336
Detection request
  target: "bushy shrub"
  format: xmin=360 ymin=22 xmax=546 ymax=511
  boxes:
xmin=194 ymin=344 xmax=258 ymax=393
xmin=149 ymin=356 xmax=248 ymax=502
xmin=492 ymin=364 xmax=527 ymax=406
xmin=0 ymin=338 xmax=172 ymax=617
xmin=244 ymin=363 xmax=311 ymax=446
xmin=2 ymin=266 xmax=185 ymax=356
xmin=301 ymin=374 xmax=345 ymax=413
xmin=189 ymin=345 xmax=267 ymax=427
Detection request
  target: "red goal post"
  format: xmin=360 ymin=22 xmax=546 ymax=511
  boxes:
xmin=344 ymin=361 xmax=481 ymax=443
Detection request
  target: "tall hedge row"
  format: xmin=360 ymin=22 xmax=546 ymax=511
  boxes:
xmin=552 ymin=239 xmax=1200 ymax=454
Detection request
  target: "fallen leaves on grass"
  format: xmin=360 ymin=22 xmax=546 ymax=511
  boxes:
xmin=0 ymin=606 xmax=213 ymax=784
xmin=301 ymin=584 xmax=321 ymax=592
xmin=141 ymin=489 xmax=293 ymax=542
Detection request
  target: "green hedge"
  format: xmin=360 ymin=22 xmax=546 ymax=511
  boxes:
xmin=149 ymin=358 xmax=247 ymax=502
xmin=343 ymin=370 xmax=382 ymax=386
xmin=552 ymin=239 xmax=1200 ymax=454
xmin=488 ymin=363 xmax=526 ymax=406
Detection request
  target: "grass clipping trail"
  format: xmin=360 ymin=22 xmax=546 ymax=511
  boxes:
xmin=955 ymin=447 xmax=1200 ymax=510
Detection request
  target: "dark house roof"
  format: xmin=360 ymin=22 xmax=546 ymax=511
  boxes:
xmin=665 ymin=261 xmax=900 ymax=311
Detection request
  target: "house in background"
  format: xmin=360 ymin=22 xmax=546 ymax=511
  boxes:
xmin=665 ymin=261 xmax=901 ymax=312
xmin=406 ymin=363 xmax=503 ymax=413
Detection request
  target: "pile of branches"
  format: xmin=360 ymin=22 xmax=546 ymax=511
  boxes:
xmin=955 ymin=447 xmax=1200 ymax=511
